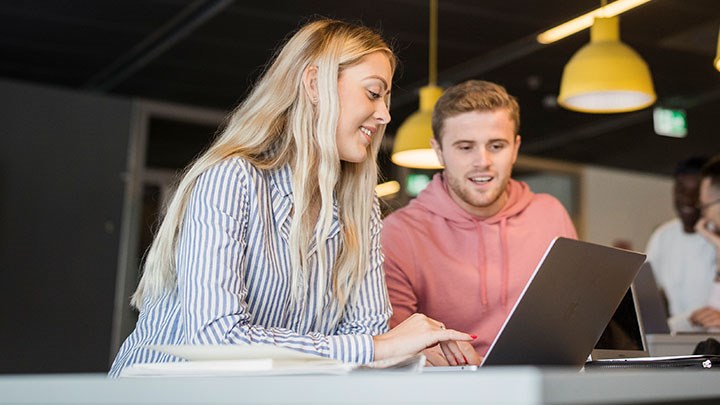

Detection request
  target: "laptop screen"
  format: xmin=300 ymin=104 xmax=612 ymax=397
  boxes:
xmin=632 ymin=262 xmax=671 ymax=334
xmin=591 ymin=285 xmax=648 ymax=359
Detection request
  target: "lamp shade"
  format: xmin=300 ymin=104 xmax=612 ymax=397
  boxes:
xmin=558 ymin=16 xmax=656 ymax=113
xmin=391 ymin=85 xmax=444 ymax=169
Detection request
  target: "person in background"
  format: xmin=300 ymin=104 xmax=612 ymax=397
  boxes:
xmin=109 ymin=19 xmax=476 ymax=377
xmin=690 ymin=156 xmax=720 ymax=328
xmin=645 ymin=157 xmax=716 ymax=331
xmin=382 ymin=80 xmax=577 ymax=365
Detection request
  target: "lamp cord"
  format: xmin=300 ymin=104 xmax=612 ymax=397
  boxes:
xmin=429 ymin=0 xmax=437 ymax=86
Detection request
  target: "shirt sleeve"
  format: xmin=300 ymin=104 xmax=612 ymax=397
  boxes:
xmin=332 ymin=198 xmax=392 ymax=363
xmin=381 ymin=212 xmax=419 ymax=328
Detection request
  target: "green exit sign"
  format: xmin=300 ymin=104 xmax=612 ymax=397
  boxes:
xmin=653 ymin=107 xmax=687 ymax=138
xmin=406 ymin=173 xmax=431 ymax=197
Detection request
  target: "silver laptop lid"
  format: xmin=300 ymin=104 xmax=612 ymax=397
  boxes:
xmin=481 ymin=237 xmax=646 ymax=368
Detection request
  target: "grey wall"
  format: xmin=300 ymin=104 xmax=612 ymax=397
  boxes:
xmin=0 ymin=79 xmax=131 ymax=373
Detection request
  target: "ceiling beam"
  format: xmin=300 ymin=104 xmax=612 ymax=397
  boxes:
xmin=85 ymin=0 xmax=235 ymax=92
xmin=391 ymin=34 xmax=543 ymax=109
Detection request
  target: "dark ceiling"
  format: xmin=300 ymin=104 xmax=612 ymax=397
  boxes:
xmin=2 ymin=0 xmax=720 ymax=176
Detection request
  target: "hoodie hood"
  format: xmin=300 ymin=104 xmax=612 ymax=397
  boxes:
xmin=409 ymin=173 xmax=535 ymax=306
xmin=411 ymin=173 xmax=535 ymax=225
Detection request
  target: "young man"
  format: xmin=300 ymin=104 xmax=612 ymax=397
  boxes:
xmin=382 ymin=80 xmax=577 ymax=364
xmin=644 ymin=157 xmax=716 ymax=331
xmin=689 ymin=156 xmax=720 ymax=329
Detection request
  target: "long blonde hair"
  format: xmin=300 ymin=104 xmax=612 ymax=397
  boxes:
xmin=131 ymin=19 xmax=396 ymax=323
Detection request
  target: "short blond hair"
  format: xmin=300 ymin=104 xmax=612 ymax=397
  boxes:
xmin=431 ymin=80 xmax=520 ymax=143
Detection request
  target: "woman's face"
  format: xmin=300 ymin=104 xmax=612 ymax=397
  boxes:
xmin=335 ymin=51 xmax=393 ymax=163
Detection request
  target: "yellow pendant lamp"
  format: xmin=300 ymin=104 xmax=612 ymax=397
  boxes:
xmin=391 ymin=0 xmax=444 ymax=169
xmin=558 ymin=15 xmax=656 ymax=113
xmin=714 ymin=26 xmax=720 ymax=71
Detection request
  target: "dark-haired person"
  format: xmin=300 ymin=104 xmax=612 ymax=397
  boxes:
xmin=645 ymin=157 xmax=717 ymax=331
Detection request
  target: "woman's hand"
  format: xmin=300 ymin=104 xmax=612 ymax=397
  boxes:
xmin=372 ymin=313 xmax=477 ymax=363
xmin=423 ymin=341 xmax=482 ymax=366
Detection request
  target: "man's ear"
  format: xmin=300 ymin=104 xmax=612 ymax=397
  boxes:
xmin=430 ymin=138 xmax=445 ymax=167
xmin=511 ymin=135 xmax=521 ymax=165
xmin=302 ymin=65 xmax=319 ymax=103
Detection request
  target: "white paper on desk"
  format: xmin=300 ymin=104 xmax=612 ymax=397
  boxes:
xmin=121 ymin=359 xmax=354 ymax=377
xmin=146 ymin=343 xmax=332 ymax=362
xmin=119 ymin=344 xmax=354 ymax=377
xmin=121 ymin=359 xmax=274 ymax=377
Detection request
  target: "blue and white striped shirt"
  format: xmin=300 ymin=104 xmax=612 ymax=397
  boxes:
xmin=109 ymin=158 xmax=390 ymax=376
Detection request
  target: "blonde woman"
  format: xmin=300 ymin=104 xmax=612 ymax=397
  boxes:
xmin=109 ymin=19 xmax=475 ymax=376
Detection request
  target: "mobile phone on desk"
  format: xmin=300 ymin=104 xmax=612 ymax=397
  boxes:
xmin=422 ymin=365 xmax=479 ymax=372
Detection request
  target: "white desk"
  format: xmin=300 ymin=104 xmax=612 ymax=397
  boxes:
xmin=0 ymin=367 xmax=719 ymax=404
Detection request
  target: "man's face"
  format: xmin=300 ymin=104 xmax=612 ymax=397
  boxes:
xmin=699 ymin=177 xmax=720 ymax=233
xmin=673 ymin=173 xmax=702 ymax=232
xmin=431 ymin=109 xmax=520 ymax=218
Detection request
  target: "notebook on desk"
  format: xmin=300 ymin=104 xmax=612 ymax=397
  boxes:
xmin=481 ymin=237 xmax=646 ymax=369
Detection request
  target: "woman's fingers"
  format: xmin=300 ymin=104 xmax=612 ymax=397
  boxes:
xmin=438 ymin=341 xmax=482 ymax=366
xmin=434 ymin=328 xmax=476 ymax=344
xmin=373 ymin=313 xmax=477 ymax=361
xmin=423 ymin=346 xmax=450 ymax=366
xmin=457 ymin=341 xmax=482 ymax=365
xmin=439 ymin=341 xmax=464 ymax=365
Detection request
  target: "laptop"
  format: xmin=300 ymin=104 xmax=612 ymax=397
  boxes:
xmin=590 ymin=263 xmax=671 ymax=360
xmin=632 ymin=262 xmax=671 ymax=334
xmin=590 ymin=284 xmax=650 ymax=360
xmin=481 ymin=237 xmax=646 ymax=369
xmin=586 ymin=268 xmax=720 ymax=369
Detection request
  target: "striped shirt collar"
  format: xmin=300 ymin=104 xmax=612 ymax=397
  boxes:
xmin=269 ymin=163 xmax=294 ymax=198
xmin=267 ymin=162 xmax=341 ymax=241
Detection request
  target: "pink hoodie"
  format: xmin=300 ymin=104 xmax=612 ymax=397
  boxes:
xmin=382 ymin=174 xmax=577 ymax=356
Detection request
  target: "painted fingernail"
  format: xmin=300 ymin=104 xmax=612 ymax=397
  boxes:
xmin=470 ymin=334 xmax=478 ymax=339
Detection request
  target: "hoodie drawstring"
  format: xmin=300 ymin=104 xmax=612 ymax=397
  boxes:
xmin=477 ymin=218 xmax=510 ymax=307
xmin=476 ymin=222 xmax=488 ymax=306
xmin=500 ymin=218 xmax=509 ymax=306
